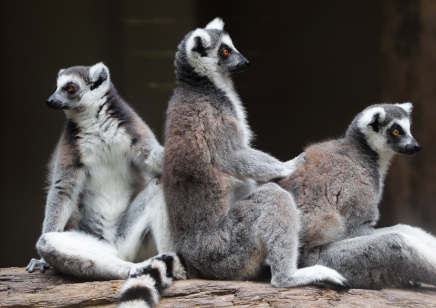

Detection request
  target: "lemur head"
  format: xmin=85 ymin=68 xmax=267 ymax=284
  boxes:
xmin=46 ymin=62 xmax=110 ymax=111
xmin=175 ymin=17 xmax=250 ymax=86
xmin=349 ymin=103 xmax=421 ymax=156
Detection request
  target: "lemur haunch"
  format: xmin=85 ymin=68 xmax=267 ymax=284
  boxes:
xmin=26 ymin=63 xmax=180 ymax=280
xmin=118 ymin=17 xmax=345 ymax=308
xmin=278 ymin=103 xmax=436 ymax=289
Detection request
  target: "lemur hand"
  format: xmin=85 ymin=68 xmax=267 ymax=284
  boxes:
xmin=284 ymin=152 xmax=306 ymax=175
xmin=26 ymin=258 xmax=50 ymax=273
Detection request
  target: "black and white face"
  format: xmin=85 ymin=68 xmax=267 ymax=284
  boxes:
xmin=358 ymin=103 xmax=421 ymax=156
xmin=46 ymin=63 xmax=109 ymax=111
xmin=384 ymin=117 xmax=421 ymax=155
xmin=185 ymin=18 xmax=250 ymax=77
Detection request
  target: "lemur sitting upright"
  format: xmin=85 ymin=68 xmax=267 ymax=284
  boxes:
xmin=117 ymin=17 xmax=345 ymax=308
xmin=26 ymin=63 xmax=183 ymax=281
xmin=277 ymin=103 xmax=436 ymax=289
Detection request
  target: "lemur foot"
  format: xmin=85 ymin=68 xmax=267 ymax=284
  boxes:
xmin=271 ymin=265 xmax=347 ymax=288
xmin=26 ymin=258 xmax=50 ymax=273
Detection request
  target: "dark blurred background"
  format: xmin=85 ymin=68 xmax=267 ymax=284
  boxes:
xmin=1 ymin=1 xmax=435 ymax=267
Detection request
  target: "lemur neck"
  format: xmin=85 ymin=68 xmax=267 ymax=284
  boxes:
xmin=346 ymin=127 xmax=394 ymax=199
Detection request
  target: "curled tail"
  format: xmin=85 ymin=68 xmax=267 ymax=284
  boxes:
xmin=118 ymin=253 xmax=186 ymax=308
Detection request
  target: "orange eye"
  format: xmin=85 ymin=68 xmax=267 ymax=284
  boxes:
xmin=67 ymin=86 xmax=74 ymax=92
xmin=222 ymin=49 xmax=229 ymax=56
xmin=393 ymin=129 xmax=399 ymax=136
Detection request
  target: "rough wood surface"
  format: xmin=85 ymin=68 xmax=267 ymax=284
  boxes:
xmin=1 ymin=267 xmax=436 ymax=307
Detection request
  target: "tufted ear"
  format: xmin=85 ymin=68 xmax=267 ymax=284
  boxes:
xmin=358 ymin=106 xmax=386 ymax=133
xmin=395 ymin=102 xmax=413 ymax=114
xmin=89 ymin=62 xmax=110 ymax=90
xmin=368 ymin=112 xmax=385 ymax=132
xmin=57 ymin=69 xmax=65 ymax=78
xmin=205 ymin=17 xmax=224 ymax=30
xmin=186 ymin=29 xmax=211 ymax=57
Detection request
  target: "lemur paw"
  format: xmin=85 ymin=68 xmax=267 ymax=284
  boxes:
xmin=26 ymin=258 xmax=50 ymax=273
xmin=284 ymin=152 xmax=306 ymax=175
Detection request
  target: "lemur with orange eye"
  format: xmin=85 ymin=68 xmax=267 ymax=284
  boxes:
xmin=26 ymin=63 xmax=185 ymax=282
xmin=117 ymin=17 xmax=345 ymax=308
xmin=276 ymin=103 xmax=436 ymax=290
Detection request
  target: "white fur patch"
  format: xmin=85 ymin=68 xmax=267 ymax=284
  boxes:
xmin=205 ymin=17 xmax=224 ymax=30
xmin=89 ymin=62 xmax=110 ymax=82
xmin=172 ymin=255 xmax=187 ymax=280
xmin=395 ymin=102 xmax=413 ymax=114
xmin=357 ymin=107 xmax=386 ymax=131
xmin=121 ymin=274 xmax=159 ymax=305
xmin=272 ymin=265 xmax=347 ymax=287
xmin=185 ymin=29 xmax=211 ymax=56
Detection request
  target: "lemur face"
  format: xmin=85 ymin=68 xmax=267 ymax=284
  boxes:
xmin=358 ymin=103 xmax=421 ymax=156
xmin=384 ymin=116 xmax=421 ymax=155
xmin=46 ymin=63 xmax=109 ymax=111
xmin=185 ymin=17 xmax=250 ymax=76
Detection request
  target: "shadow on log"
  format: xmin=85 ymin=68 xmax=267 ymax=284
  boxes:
xmin=1 ymin=267 xmax=436 ymax=307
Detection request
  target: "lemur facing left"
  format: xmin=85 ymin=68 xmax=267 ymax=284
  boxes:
xmin=26 ymin=63 xmax=185 ymax=282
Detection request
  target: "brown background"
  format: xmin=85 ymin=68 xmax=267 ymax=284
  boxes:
xmin=0 ymin=1 xmax=434 ymax=267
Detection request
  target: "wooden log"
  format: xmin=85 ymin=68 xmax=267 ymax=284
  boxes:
xmin=1 ymin=268 xmax=436 ymax=307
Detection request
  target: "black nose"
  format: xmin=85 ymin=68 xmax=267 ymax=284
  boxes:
xmin=244 ymin=60 xmax=250 ymax=68
xmin=414 ymin=143 xmax=422 ymax=152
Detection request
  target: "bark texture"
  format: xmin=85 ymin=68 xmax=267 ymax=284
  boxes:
xmin=1 ymin=268 xmax=436 ymax=307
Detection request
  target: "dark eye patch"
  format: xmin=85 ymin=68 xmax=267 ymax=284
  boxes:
xmin=389 ymin=123 xmax=405 ymax=136
xmin=218 ymin=44 xmax=232 ymax=59
xmin=63 ymin=82 xmax=78 ymax=94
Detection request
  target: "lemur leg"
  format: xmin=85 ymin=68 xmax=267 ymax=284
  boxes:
xmin=302 ymin=231 xmax=436 ymax=289
xmin=117 ymin=177 xmax=174 ymax=262
xmin=375 ymin=224 xmax=436 ymax=250
xmin=179 ymin=183 xmax=345 ymax=287
xmin=37 ymin=231 xmax=134 ymax=280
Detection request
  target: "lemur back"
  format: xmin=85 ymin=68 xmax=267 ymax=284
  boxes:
xmin=118 ymin=19 xmax=346 ymax=308
xmin=278 ymin=103 xmax=421 ymax=248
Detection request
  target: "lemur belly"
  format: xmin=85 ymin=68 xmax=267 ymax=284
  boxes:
xmin=77 ymin=125 xmax=138 ymax=244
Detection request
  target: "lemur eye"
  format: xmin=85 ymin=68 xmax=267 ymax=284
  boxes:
xmin=393 ymin=129 xmax=400 ymax=136
xmin=222 ymin=49 xmax=229 ymax=56
xmin=67 ymin=86 xmax=74 ymax=92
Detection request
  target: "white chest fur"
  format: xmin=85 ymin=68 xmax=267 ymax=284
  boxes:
xmin=71 ymin=104 xmax=140 ymax=244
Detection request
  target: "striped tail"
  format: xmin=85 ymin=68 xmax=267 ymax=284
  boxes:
xmin=118 ymin=253 xmax=186 ymax=308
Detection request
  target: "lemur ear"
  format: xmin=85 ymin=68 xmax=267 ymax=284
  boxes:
xmin=358 ymin=107 xmax=386 ymax=133
xmin=395 ymin=102 xmax=413 ymax=114
xmin=367 ymin=111 xmax=385 ymax=133
xmin=205 ymin=17 xmax=224 ymax=30
xmin=58 ymin=69 xmax=65 ymax=78
xmin=186 ymin=29 xmax=211 ymax=57
xmin=89 ymin=62 xmax=110 ymax=90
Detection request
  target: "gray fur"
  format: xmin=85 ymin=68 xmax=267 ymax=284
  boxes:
xmin=279 ymin=103 xmax=429 ymax=289
xmin=26 ymin=63 xmax=171 ymax=279
xmin=162 ymin=18 xmax=345 ymax=287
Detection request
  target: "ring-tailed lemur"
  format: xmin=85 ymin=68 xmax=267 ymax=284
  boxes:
xmin=26 ymin=63 xmax=180 ymax=281
xmin=277 ymin=103 xmax=435 ymax=289
xmin=117 ymin=17 xmax=345 ymax=308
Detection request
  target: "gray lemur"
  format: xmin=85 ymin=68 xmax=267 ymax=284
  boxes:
xmin=118 ymin=17 xmax=345 ymax=308
xmin=277 ymin=103 xmax=436 ymax=289
xmin=26 ymin=63 xmax=182 ymax=281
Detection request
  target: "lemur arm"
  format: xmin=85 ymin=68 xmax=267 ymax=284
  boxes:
xmin=144 ymin=145 xmax=164 ymax=175
xmin=27 ymin=143 xmax=86 ymax=273
xmin=224 ymin=148 xmax=303 ymax=181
